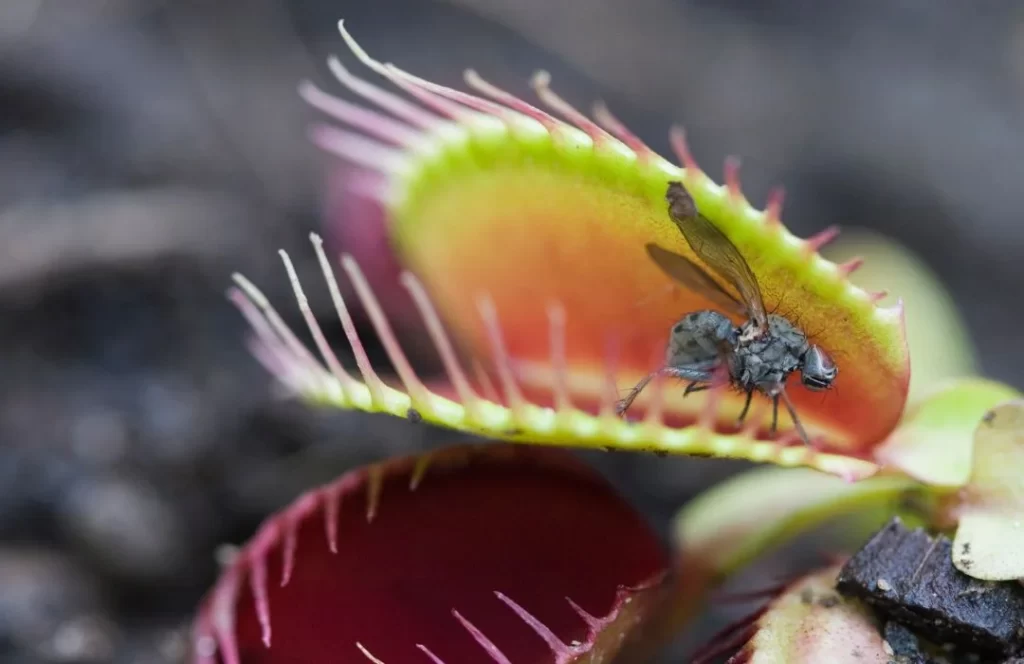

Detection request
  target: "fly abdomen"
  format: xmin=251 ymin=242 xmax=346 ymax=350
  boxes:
xmin=665 ymin=310 xmax=737 ymax=368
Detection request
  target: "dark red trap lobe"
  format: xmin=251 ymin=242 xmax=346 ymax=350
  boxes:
xmin=196 ymin=446 xmax=668 ymax=664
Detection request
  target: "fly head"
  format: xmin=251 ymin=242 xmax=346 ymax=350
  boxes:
xmin=800 ymin=345 xmax=837 ymax=391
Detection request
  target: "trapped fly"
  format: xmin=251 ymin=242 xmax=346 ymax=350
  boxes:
xmin=616 ymin=181 xmax=837 ymax=444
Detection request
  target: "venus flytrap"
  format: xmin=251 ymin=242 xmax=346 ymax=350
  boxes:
xmin=233 ymin=21 xmax=923 ymax=480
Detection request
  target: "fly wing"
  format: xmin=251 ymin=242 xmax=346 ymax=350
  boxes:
xmin=645 ymin=243 xmax=746 ymax=316
xmin=665 ymin=181 xmax=768 ymax=328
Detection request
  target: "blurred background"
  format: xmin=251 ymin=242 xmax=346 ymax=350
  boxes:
xmin=0 ymin=0 xmax=1020 ymax=662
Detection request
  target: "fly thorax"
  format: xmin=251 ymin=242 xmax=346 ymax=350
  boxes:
xmin=732 ymin=316 xmax=809 ymax=392
xmin=737 ymin=320 xmax=763 ymax=344
xmin=766 ymin=314 xmax=810 ymax=354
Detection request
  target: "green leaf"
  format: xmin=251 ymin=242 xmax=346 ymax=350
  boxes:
xmin=951 ymin=399 xmax=1024 ymax=580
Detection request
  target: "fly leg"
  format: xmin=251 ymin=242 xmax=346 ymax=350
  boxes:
xmin=736 ymin=389 xmax=753 ymax=426
xmin=616 ymin=366 xmax=715 ymax=417
xmin=684 ymin=382 xmax=710 ymax=396
xmin=770 ymin=394 xmax=779 ymax=436
xmin=779 ymin=389 xmax=811 ymax=445
xmin=616 ymin=374 xmax=653 ymax=417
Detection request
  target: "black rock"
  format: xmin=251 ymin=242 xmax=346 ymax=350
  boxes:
xmin=837 ymin=518 xmax=1024 ymax=658
xmin=883 ymin=621 xmax=937 ymax=664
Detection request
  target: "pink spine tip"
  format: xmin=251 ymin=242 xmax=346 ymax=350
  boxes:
xmin=299 ymin=80 xmax=421 ymax=147
xmin=804 ymin=225 xmax=841 ymax=253
xmin=464 ymin=69 xmax=562 ymax=132
xmin=530 ymin=70 xmax=612 ymax=145
xmin=592 ymin=101 xmax=654 ymax=160
xmin=356 ymin=643 xmax=387 ymax=664
xmin=249 ymin=557 xmax=272 ymax=648
xmin=837 ymin=257 xmax=864 ymax=276
xmin=277 ymin=249 xmax=360 ymax=396
xmin=452 ymin=610 xmax=513 ymax=664
xmin=416 ymin=644 xmax=447 ymax=664
xmin=724 ymin=156 xmax=743 ymax=200
xmin=211 ymin=572 xmax=242 ymax=664
xmin=365 ymin=465 xmax=383 ymax=523
xmin=280 ymin=520 xmax=298 ymax=588
xmin=764 ymin=186 xmax=786 ymax=225
xmin=386 ymin=65 xmax=515 ymax=122
xmin=669 ymin=125 xmax=699 ymax=173
xmin=565 ymin=596 xmax=604 ymax=630
xmin=868 ymin=289 xmax=889 ymax=303
xmin=383 ymin=65 xmax=474 ymax=122
xmin=326 ymin=55 xmax=439 ymax=130
xmin=494 ymin=592 xmax=573 ymax=658
xmin=323 ymin=484 xmax=342 ymax=554
xmin=409 ymin=453 xmax=433 ymax=491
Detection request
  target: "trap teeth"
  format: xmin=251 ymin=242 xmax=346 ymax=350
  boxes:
xmin=724 ymin=157 xmax=743 ymax=200
xmin=804 ymin=226 xmax=841 ymax=253
xmin=670 ymin=125 xmax=701 ymax=173
xmin=764 ymin=187 xmax=785 ymax=225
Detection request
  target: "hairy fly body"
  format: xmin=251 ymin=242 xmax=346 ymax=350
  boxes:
xmin=616 ymin=182 xmax=838 ymax=444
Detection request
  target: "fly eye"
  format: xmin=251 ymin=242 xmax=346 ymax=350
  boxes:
xmin=803 ymin=346 xmax=837 ymax=376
